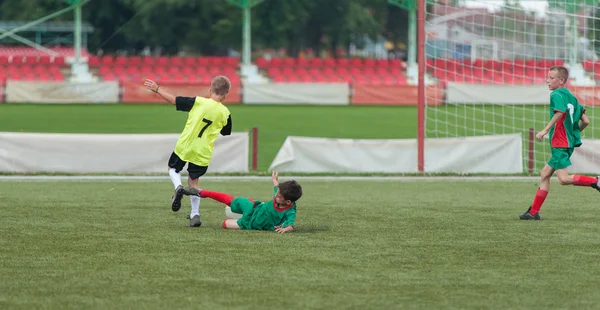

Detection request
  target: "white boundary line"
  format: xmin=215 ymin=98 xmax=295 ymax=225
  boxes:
xmin=0 ymin=175 xmax=540 ymax=182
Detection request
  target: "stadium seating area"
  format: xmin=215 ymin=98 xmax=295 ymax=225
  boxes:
xmin=90 ymin=55 xmax=241 ymax=84
xmin=0 ymin=54 xmax=66 ymax=82
xmin=3 ymin=46 xmax=598 ymax=85
xmin=255 ymin=57 xmax=408 ymax=85
xmin=427 ymin=58 xmax=566 ymax=84
xmin=583 ymin=60 xmax=600 ymax=80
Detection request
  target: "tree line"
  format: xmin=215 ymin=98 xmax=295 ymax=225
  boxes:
xmin=0 ymin=0 xmax=411 ymax=57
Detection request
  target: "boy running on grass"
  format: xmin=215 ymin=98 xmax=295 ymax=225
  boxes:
xmin=520 ymin=66 xmax=599 ymax=220
xmin=143 ymin=76 xmax=233 ymax=227
xmin=177 ymin=171 xmax=302 ymax=233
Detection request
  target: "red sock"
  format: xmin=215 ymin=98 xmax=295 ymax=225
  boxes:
xmin=573 ymin=175 xmax=598 ymax=187
xmin=200 ymin=190 xmax=234 ymax=206
xmin=530 ymin=189 xmax=548 ymax=214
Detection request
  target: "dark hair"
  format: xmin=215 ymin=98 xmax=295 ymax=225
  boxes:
xmin=279 ymin=180 xmax=302 ymax=202
xmin=211 ymin=75 xmax=231 ymax=96
xmin=550 ymin=66 xmax=569 ymax=81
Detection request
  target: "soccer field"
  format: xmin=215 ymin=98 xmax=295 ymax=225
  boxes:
xmin=2 ymin=178 xmax=600 ymax=309
xmin=1 ymin=103 xmax=599 ymax=172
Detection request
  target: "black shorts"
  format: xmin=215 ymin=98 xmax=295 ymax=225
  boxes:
xmin=168 ymin=152 xmax=208 ymax=180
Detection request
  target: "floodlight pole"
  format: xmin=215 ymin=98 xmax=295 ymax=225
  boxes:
xmin=226 ymin=0 xmax=264 ymax=67
xmin=74 ymin=1 xmax=83 ymax=66
xmin=388 ymin=0 xmax=419 ymax=84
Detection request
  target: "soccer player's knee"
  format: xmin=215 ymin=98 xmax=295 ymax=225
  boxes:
xmin=557 ymin=174 xmax=570 ymax=186
xmin=225 ymin=206 xmax=242 ymax=219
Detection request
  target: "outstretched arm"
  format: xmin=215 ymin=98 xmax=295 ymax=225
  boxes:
xmin=144 ymin=79 xmax=176 ymax=104
xmin=536 ymin=111 xmax=564 ymax=142
xmin=272 ymin=170 xmax=279 ymax=187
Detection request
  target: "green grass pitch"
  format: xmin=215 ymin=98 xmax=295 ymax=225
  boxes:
xmin=2 ymin=179 xmax=600 ymax=309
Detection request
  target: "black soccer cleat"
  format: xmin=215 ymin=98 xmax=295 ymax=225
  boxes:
xmin=189 ymin=215 xmax=202 ymax=227
xmin=592 ymin=177 xmax=600 ymax=192
xmin=171 ymin=185 xmax=184 ymax=212
xmin=182 ymin=187 xmax=202 ymax=196
xmin=520 ymin=206 xmax=541 ymax=220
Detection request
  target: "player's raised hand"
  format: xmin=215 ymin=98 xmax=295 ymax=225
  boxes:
xmin=272 ymin=170 xmax=279 ymax=187
xmin=143 ymin=79 xmax=159 ymax=93
xmin=536 ymin=129 xmax=548 ymax=142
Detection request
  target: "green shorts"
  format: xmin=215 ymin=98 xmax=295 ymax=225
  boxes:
xmin=548 ymin=147 xmax=574 ymax=170
xmin=230 ymin=198 xmax=256 ymax=230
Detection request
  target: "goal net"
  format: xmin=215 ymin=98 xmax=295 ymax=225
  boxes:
xmin=424 ymin=0 xmax=600 ymax=174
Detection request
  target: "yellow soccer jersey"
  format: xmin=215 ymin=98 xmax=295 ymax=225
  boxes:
xmin=174 ymin=96 xmax=232 ymax=166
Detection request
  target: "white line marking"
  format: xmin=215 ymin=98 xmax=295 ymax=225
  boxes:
xmin=0 ymin=175 xmax=540 ymax=182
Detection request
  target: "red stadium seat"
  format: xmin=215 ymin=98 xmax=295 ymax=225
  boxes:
xmin=270 ymin=58 xmax=283 ymax=67
xmin=282 ymin=57 xmax=295 ymax=67
xmin=335 ymin=67 xmax=348 ymax=75
xmin=194 ymin=67 xmax=208 ymax=75
xmin=362 ymin=67 xmax=375 ymax=76
xmin=336 ymin=58 xmax=350 ymax=67
xmin=113 ymin=66 xmax=125 ymax=75
xmin=350 ymin=58 xmax=363 ymax=67
xmin=101 ymin=74 xmax=116 ymax=81
xmin=53 ymin=56 xmax=65 ymax=66
xmin=296 ymin=58 xmax=308 ymax=67
xmin=376 ymin=59 xmax=389 ymax=67
xmin=363 ymin=58 xmax=376 ymax=67
xmin=211 ymin=57 xmax=225 ymax=67
xmin=181 ymin=66 xmax=194 ymax=75
xmin=389 ymin=59 xmax=402 ymax=67
xmin=114 ymin=56 xmax=127 ymax=66
xmin=197 ymin=57 xmax=209 ymax=67
xmin=168 ymin=67 xmax=181 ymax=75
xmin=156 ymin=56 xmax=169 ymax=66
xmin=224 ymin=57 xmax=239 ymax=67
xmin=187 ymin=75 xmax=201 ymax=83
xmin=127 ymin=56 xmax=140 ymax=66
xmin=127 ymin=66 xmax=139 ymax=75
xmin=300 ymin=75 xmax=313 ymax=82
xmin=38 ymin=55 xmax=52 ymax=65
xmin=33 ymin=66 xmax=47 ymax=74
xmin=170 ymin=57 xmax=184 ymax=66
xmin=322 ymin=57 xmax=335 ymax=67
xmin=182 ymin=57 xmax=196 ymax=67
xmin=272 ymin=75 xmax=286 ymax=83
xmin=583 ymin=60 xmax=595 ymax=72
xmin=255 ymin=57 xmax=269 ymax=68
xmin=142 ymin=56 xmax=154 ymax=66
xmin=89 ymin=56 xmax=101 ymax=66
xmin=0 ymin=55 xmax=9 ymax=65
xmin=308 ymin=58 xmax=322 ymax=67
xmin=100 ymin=56 xmax=113 ymax=66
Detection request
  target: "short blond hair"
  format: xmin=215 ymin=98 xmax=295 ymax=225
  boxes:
xmin=211 ymin=76 xmax=231 ymax=96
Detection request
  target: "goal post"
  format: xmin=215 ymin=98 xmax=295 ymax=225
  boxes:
xmin=421 ymin=0 xmax=600 ymax=174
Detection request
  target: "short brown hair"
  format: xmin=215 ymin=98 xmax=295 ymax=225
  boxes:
xmin=279 ymin=180 xmax=302 ymax=202
xmin=550 ymin=66 xmax=569 ymax=81
xmin=211 ymin=76 xmax=231 ymax=96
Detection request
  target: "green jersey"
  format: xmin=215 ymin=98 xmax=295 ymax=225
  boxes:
xmin=548 ymin=88 xmax=584 ymax=149
xmin=235 ymin=186 xmax=297 ymax=231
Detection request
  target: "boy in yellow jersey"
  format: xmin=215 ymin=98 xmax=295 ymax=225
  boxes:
xmin=180 ymin=171 xmax=302 ymax=233
xmin=143 ymin=76 xmax=232 ymax=227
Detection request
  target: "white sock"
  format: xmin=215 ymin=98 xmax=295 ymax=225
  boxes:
xmin=225 ymin=206 xmax=243 ymax=219
xmin=190 ymin=195 xmax=200 ymax=218
xmin=168 ymin=168 xmax=182 ymax=189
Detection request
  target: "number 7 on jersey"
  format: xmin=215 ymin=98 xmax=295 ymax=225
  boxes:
xmin=198 ymin=118 xmax=213 ymax=138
